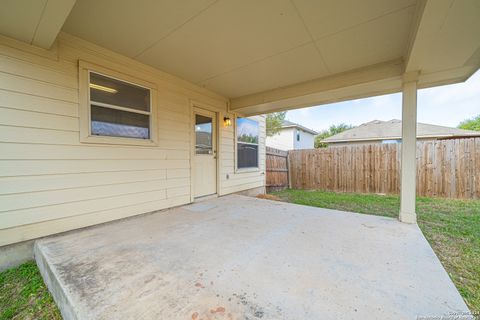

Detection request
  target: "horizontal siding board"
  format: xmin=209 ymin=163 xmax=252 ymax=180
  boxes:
xmin=0 ymin=89 xmax=78 ymax=117
xmin=0 ymin=169 xmax=167 ymax=195
xmin=0 ymin=108 xmax=79 ymax=131
xmin=0 ymin=159 xmax=190 ymax=176
xmin=166 ymin=150 xmax=190 ymax=160
xmin=223 ymin=175 xmax=264 ymax=188
xmin=0 ymin=125 xmax=79 ymax=144
xmin=0 ymin=72 xmax=78 ymax=102
xmin=167 ymin=185 xmax=190 ymax=198
xmin=0 ymin=54 xmax=77 ymax=89
xmin=0 ymin=179 xmax=168 ymax=212
xmin=158 ymin=128 xmax=190 ymax=141
xmin=157 ymin=139 xmax=190 ymax=150
xmin=220 ymin=165 xmax=235 ymax=172
xmin=167 ymin=169 xmax=190 ymax=179
xmin=0 ymin=194 xmax=191 ymax=246
xmin=226 ymin=171 xmax=264 ymax=179
xmin=221 ymin=181 xmax=264 ymax=194
xmin=220 ymin=153 xmax=234 ymax=161
xmin=160 ymin=109 xmax=190 ymax=123
xmin=221 ymin=137 xmax=234 ymax=145
xmin=0 ymin=189 xmax=167 ymax=230
xmin=166 ymin=178 xmax=190 ymax=188
xmin=158 ymin=120 xmax=189 ymax=132
xmin=0 ymin=143 xmax=168 ymax=160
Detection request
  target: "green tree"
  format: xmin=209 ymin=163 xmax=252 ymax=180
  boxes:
xmin=458 ymin=114 xmax=480 ymax=131
xmin=266 ymin=112 xmax=287 ymax=137
xmin=314 ymin=123 xmax=354 ymax=148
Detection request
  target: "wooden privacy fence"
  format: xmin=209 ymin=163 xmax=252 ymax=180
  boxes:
xmin=265 ymin=147 xmax=289 ymax=192
xmin=287 ymin=137 xmax=480 ymax=199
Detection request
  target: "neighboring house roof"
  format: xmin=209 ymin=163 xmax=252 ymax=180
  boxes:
xmin=281 ymin=120 xmax=318 ymax=135
xmin=322 ymin=119 xmax=480 ymax=143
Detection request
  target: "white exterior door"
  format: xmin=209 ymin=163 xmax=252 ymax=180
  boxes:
xmin=193 ymin=108 xmax=217 ymax=198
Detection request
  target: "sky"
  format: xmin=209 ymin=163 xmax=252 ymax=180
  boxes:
xmin=285 ymin=70 xmax=480 ymax=132
xmin=237 ymin=117 xmax=259 ymax=139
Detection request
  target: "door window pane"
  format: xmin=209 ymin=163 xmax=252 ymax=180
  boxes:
xmin=90 ymin=72 xmax=150 ymax=112
xmin=195 ymin=114 xmax=213 ymax=154
xmin=91 ymin=105 xmax=149 ymax=139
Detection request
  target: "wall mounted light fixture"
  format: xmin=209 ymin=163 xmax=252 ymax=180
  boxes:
xmin=223 ymin=116 xmax=232 ymax=127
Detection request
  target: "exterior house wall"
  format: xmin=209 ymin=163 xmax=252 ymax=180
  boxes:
xmin=0 ymin=33 xmax=265 ymax=247
xmin=293 ymin=129 xmax=315 ymax=149
xmin=265 ymin=128 xmax=294 ymax=151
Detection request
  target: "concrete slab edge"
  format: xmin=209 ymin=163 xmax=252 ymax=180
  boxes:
xmin=34 ymin=241 xmax=79 ymax=320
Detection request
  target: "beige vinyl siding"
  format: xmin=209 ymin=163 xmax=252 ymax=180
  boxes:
xmin=0 ymin=33 xmax=265 ymax=247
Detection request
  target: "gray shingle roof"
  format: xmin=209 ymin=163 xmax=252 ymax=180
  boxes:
xmin=281 ymin=120 xmax=318 ymax=135
xmin=322 ymin=119 xmax=480 ymax=143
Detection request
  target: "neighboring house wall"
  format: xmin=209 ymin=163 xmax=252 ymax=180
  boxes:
xmin=266 ymin=128 xmax=315 ymax=150
xmin=0 ymin=33 xmax=265 ymax=247
xmin=266 ymin=128 xmax=294 ymax=151
xmin=293 ymin=129 xmax=315 ymax=149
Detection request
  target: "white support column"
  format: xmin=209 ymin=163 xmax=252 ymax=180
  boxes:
xmin=399 ymin=73 xmax=419 ymax=223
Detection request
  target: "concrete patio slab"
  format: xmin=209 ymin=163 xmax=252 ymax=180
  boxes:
xmin=35 ymin=195 xmax=472 ymax=320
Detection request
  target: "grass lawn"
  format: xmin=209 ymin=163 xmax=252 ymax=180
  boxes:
xmin=270 ymin=189 xmax=480 ymax=314
xmin=0 ymin=261 xmax=61 ymax=320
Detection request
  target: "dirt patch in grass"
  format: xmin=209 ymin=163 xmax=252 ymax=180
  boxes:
xmin=0 ymin=261 xmax=61 ymax=320
xmin=272 ymin=189 xmax=480 ymax=314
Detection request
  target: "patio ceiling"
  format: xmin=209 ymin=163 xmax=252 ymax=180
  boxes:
xmin=1 ymin=0 xmax=479 ymax=115
xmin=63 ymin=0 xmax=417 ymax=98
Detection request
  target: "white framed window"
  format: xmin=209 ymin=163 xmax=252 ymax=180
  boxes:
xmin=236 ymin=116 xmax=259 ymax=170
xmin=79 ymin=61 xmax=157 ymax=145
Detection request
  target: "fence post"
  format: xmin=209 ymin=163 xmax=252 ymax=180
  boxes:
xmin=287 ymin=151 xmax=291 ymax=189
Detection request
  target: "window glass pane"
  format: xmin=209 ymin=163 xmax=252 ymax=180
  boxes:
xmin=237 ymin=143 xmax=258 ymax=168
xmin=236 ymin=118 xmax=259 ymax=144
xmin=89 ymin=72 xmax=150 ymax=112
xmin=195 ymin=114 xmax=212 ymax=154
xmin=91 ymin=105 xmax=149 ymax=139
xmin=236 ymin=117 xmax=259 ymax=169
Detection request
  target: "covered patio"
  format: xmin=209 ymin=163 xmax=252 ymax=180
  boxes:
xmin=0 ymin=1 xmax=479 ymax=318
xmin=35 ymin=195 xmax=469 ymax=319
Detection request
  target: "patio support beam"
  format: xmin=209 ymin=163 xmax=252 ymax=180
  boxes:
xmin=229 ymin=59 xmax=404 ymax=116
xmin=0 ymin=0 xmax=76 ymax=49
xmin=399 ymin=72 xmax=419 ymax=224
